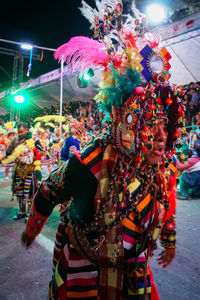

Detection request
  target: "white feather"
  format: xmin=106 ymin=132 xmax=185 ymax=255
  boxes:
xmin=130 ymin=0 xmax=146 ymax=19
xmin=79 ymin=0 xmax=95 ymax=24
xmin=95 ymin=0 xmax=106 ymax=20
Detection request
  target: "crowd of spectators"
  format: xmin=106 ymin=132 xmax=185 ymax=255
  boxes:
xmin=0 ymin=81 xmax=200 ymax=137
xmin=181 ymin=81 xmax=200 ymax=127
xmin=1 ymin=81 xmax=200 ymax=199
xmin=0 ymin=100 xmax=108 ymax=137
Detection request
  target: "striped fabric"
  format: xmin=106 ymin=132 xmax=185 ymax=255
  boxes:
xmin=26 ymin=139 xmax=176 ymax=300
xmin=50 ymin=145 xmax=153 ymax=299
xmin=15 ymin=173 xmax=32 ymax=200
xmin=77 ymin=140 xmax=103 ymax=179
xmin=4 ymin=161 xmax=15 ymax=168
xmin=50 ymin=142 xmax=176 ymax=299
xmin=52 ymin=222 xmax=66 ymax=271
xmin=122 ymin=194 xmax=153 ymax=299
xmin=50 ymin=224 xmax=99 ymax=300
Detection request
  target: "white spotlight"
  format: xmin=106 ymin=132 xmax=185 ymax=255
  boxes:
xmin=146 ymin=4 xmax=166 ymax=24
xmin=21 ymin=43 xmax=33 ymax=50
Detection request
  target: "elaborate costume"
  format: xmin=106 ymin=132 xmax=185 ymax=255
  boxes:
xmin=0 ymin=131 xmax=8 ymax=161
xmin=2 ymin=125 xmax=42 ymax=219
xmin=61 ymin=116 xmax=91 ymax=163
xmin=22 ymin=1 xmax=185 ymax=299
xmin=0 ymin=123 xmax=17 ymax=181
xmin=34 ymin=115 xmax=67 ymax=166
xmin=39 ymin=131 xmax=52 ymax=174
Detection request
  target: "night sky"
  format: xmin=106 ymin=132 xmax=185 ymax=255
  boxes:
xmin=1 ymin=0 xmax=198 ymax=90
xmin=0 ymin=0 xmax=94 ymax=90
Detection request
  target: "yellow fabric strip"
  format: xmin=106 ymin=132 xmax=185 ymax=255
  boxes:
xmin=169 ymin=162 xmax=176 ymax=173
xmin=128 ymin=286 xmax=151 ymax=295
xmin=128 ymin=178 xmax=141 ymax=194
xmin=119 ymin=178 xmax=141 ymax=202
xmin=55 ymin=263 xmax=64 ymax=287
xmin=108 ymin=266 xmax=117 ymax=288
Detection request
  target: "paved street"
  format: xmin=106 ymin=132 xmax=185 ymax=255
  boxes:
xmin=0 ymin=165 xmax=200 ymax=300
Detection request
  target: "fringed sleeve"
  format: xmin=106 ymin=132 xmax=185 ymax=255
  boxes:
xmin=160 ymin=214 xmax=176 ymax=249
xmin=26 ymin=160 xmax=72 ymax=238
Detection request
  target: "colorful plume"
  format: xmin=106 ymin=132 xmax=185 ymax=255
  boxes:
xmin=54 ymin=36 xmax=108 ymax=73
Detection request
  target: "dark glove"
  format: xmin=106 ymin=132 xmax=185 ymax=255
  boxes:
xmin=21 ymin=230 xmax=35 ymax=248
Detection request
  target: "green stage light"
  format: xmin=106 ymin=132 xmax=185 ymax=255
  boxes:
xmin=13 ymin=94 xmax=25 ymax=104
xmin=77 ymin=69 xmax=94 ymax=88
xmin=83 ymin=73 xmax=90 ymax=80
xmin=14 ymin=95 xmax=25 ymax=103
xmin=84 ymin=69 xmax=94 ymax=80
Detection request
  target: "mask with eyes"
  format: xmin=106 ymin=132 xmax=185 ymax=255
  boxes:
xmin=111 ymin=85 xmax=178 ymax=165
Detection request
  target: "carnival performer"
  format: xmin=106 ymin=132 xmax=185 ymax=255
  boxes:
xmin=60 ymin=131 xmax=80 ymax=163
xmin=33 ymin=115 xmax=66 ymax=167
xmin=60 ymin=116 xmax=91 ymax=163
xmin=1 ymin=122 xmax=42 ymax=220
xmin=39 ymin=130 xmax=52 ymax=173
xmin=21 ymin=1 xmax=185 ymax=299
xmin=4 ymin=130 xmax=16 ymax=180
xmin=52 ymin=127 xmax=63 ymax=166
xmin=0 ymin=130 xmax=8 ymax=176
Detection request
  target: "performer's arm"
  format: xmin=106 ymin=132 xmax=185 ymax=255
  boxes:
xmin=177 ymin=157 xmax=195 ymax=171
xmin=158 ymin=168 xmax=177 ymax=268
xmin=21 ymin=160 xmax=72 ymax=247
xmin=158 ymin=214 xmax=176 ymax=268
xmin=5 ymin=136 xmax=18 ymax=156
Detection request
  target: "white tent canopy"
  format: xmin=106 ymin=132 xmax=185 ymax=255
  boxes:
xmin=154 ymin=11 xmax=200 ymax=85
xmin=163 ymin=29 xmax=200 ymax=85
xmin=0 ymin=12 xmax=200 ymax=111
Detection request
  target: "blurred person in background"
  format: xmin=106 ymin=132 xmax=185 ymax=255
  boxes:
xmin=177 ymin=149 xmax=200 ymax=200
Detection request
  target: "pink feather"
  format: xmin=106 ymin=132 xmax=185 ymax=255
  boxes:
xmin=54 ymin=36 xmax=108 ymax=73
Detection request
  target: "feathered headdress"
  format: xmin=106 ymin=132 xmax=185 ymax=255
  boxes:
xmin=34 ymin=115 xmax=66 ymax=124
xmin=54 ymin=0 xmax=185 ymax=154
xmin=63 ymin=116 xmax=92 ymax=145
xmin=54 ymin=36 xmax=108 ymax=74
xmin=4 ymin=121 xmax=16 ymax=131
xmin=0 ymin=126 xmax=6 ymax=134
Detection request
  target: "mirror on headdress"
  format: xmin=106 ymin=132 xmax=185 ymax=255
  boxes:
xmin=149 ymin=54 xmax=164 ymax=74
xmin=126 ymin=113 xmax=134 ymax=124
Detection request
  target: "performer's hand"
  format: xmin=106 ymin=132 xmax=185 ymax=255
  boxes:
xmin=157 ymin=248 xmax=176 ymax=268
xmin=21 ymin=230 xmax=35 ymax=248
